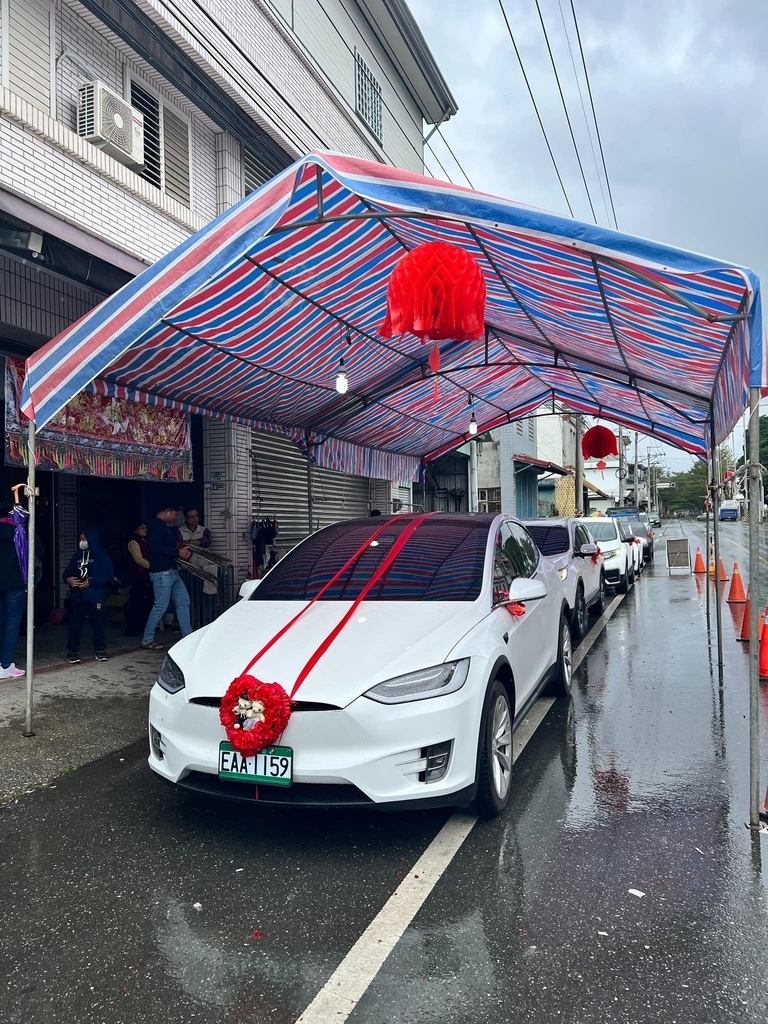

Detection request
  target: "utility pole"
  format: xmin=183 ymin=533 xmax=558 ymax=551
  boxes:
xmin=618 ymin=426 xmax=625 ymax=506
xmin=574 ymin=413 xmax=584 ymax=515
xmin=634 ymin=431 xmax=639 ymax=506
xmin=647 ymin=450 xmax=651 ymax=511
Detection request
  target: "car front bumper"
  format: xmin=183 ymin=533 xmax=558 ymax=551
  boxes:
xmin=147 ymin=666 xmax=488 ymax=807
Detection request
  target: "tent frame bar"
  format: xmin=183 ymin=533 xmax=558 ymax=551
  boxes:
xmin=747 ymin=386 xmax=761 ymax=827
xmin=710 ymin=421 xmax=724 ymax=685
xmin=268 ymin=210 xmax=749 ymax=325
xmin=23 ymin=421 xmax=36 ymax=739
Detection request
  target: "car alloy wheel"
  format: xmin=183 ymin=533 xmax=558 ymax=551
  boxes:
xmin=594 ymin=574 xmax=606 ymax=617
xmin=575 ymin=586 xmax=587 ymax=640
xmin=475 ymin=679 xmax=513 ymax=818
xmin=550 ymin=615 xmax=573 ymax=698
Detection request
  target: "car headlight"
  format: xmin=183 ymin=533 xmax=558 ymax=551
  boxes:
xmin=604 ymin=550 xmax=621 ymax=561
xmin=157 ymin=654 xmax=185 ymax=694
xmin=557 ymin=568 xmax=568 ymax=580
xmin=364 ymin=659 xmax=470 ymax=705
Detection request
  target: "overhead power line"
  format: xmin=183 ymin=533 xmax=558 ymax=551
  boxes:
xmin=497 ymin=0 xmax=575 ymax=217
xmin=534 ymin=0 xmax=596 ymax=223
xmin=436 ymin=128 xmax=475 ymax=189
xmin=570 ymin=0 xmax=619 ymax=229
xmin=556 ymin=0 xmax=610 ymax=225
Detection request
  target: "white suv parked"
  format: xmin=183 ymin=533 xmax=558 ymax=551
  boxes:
xmin=576 ymin=517 xmax=635 ymax=593
xmin=524 ymin=518 xmax=605 ymax=641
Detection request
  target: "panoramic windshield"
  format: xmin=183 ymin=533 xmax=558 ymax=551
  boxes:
xmin=251 ymin=515 xmax=491 ymax=601
xmin=585 ymin=521 xmax=618 ymax=542
xmin=526 ymin=525 xmax=570 ymax=555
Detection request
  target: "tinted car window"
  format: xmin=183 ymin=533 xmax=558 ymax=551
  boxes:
xmin=617 ymin=520 xmax=634 ymax=541
xmin=631 ymin=523 xmax=647 ymax=540
xmin=252 ymin=515 xmax=489 ymax=602
xmin=526 ymin=525 xmax=569 ymax=556
xmin=574 ymin=524 xmax=592 ymax=550
xmin=585 ymin=521 xmax=619 ymax=542
xmin=503 ymin=522 xmax=539 ymax=577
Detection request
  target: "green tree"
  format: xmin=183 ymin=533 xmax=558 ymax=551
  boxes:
xmin=742 ymin=415 xmax=768 ymax=470
xmin=660 ymin=462 xmax=708 ymax=514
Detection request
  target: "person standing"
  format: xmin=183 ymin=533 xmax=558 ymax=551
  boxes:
xmin=0 ymin=488 xmax=29 ymax=680
xmin=125 ymin=521 xmax=153 ymax=637
xmin=64 ymin=528 xmax=114 ymax=664
xmin=178 ymin=507 xmax=217 ymax=598
xmin=142 ymin=506 xmax=192 ymax=650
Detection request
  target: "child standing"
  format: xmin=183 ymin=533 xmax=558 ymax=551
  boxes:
xmin=64 ymin=529 xmax=113 ymax=664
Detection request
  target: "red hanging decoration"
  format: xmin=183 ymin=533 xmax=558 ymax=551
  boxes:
xmin=596 ymin=459 xmax=607 ymax=480
xmin=582 ymin=425 xmax=619 ymax=460
xmin=380 ymin=242 xmax=486 ymax=343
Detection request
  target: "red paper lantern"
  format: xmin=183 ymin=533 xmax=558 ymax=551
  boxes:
xmin=582 ymin=425 xmax=618 ymax=460
xmin=380 ymin=242 xmax=486 ymax=342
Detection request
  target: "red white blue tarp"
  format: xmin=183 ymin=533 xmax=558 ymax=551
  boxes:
xmin=21 ymin=151 xmax=763 ymax=476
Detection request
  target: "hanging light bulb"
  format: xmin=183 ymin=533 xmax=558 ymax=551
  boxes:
xmin=335 ymin=356 xmax=348 ymax=395
xmin=468 ymin=393 xmax=478 ymax=435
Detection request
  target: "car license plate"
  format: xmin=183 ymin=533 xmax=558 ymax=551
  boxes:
xmin=218 ymin=742 xmax=293 ymax=787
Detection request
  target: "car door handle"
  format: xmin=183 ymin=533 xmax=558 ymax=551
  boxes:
xmin=503 ymin=631 xmax=509 ymax=644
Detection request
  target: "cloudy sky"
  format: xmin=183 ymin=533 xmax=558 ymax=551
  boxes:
xmin=408 ymin=0 xmax=766 ymax=469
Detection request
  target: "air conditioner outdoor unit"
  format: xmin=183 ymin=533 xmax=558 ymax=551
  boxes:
xmin=77 ymin=81 xmax=144 ymax=167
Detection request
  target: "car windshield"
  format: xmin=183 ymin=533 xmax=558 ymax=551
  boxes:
xmin=617 ymin=521 xmax=634 ymax=540
xmin=631 ymin=524 xmax=647 ymax=539
xmin=585 ymin=521 xmax=618 ymax=542
xmin=525 ymin=525 xmax=570 ymax=555
xmin=251 ymin=515 xmax=490 ymax=602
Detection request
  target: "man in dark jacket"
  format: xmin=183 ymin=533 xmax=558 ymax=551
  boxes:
xmin=142 ymin=506 xmax=192 ymax=649
xmin=0 ymin=495 xmax=28 ymax=679
xmin=64 ymin=528 xmax=114 ymax=664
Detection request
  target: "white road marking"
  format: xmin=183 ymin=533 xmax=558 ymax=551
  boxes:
xmin=294 ymin=591 xmax=627 ymax=1024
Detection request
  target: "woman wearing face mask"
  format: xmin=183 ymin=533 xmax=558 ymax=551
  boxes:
xmin=64 ymin=528 xmax=114 ymax=664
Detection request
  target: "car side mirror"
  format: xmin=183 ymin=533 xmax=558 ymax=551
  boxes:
xmin=508 ymin=577 xmax=547 ymax=603
xmin=579 ymin=542 xmax=597 ymax=557
xmin=239 ymin=579 xmax=260 ymax=600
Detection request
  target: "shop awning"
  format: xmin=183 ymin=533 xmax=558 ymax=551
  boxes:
xmin=21 ymin=151 xmax=764 ymax=480
xmin=513 ymin=454 xmax=570 ymax=476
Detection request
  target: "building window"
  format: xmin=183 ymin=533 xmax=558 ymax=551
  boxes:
xmin=243 ymin=148 xmax=273 ymax=196
xmin=516 ymin=421 xmax=523 ymax=435
xmin=355 ymin=50 xmax=382 ymax=143
xmin=129 ymin=80 xmax=190 ymax=206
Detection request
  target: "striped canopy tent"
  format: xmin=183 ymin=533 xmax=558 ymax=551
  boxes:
xmin=15 ymin=154 xmax=768 ymax=824
xmin=20 ymin=151 xmax=764 ymax=477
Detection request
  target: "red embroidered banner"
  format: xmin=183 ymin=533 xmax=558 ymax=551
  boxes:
xmin=4 ymin=358 xmax=192 ymax=481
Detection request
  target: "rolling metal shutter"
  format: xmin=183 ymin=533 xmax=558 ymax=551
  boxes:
xmin=251 ymin=432 xmax=371 ymax=555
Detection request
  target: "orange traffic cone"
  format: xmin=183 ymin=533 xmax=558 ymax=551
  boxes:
xmin=738 ymin=586 xmax=761 ymax=643
xmin=693 ymin=547 xmax=706 ymax=573
xmin=759 ymin=609 xmax=768 ymax=679
xmin=762 ymin=784 xmax=768 ymax=823
xmin=717 ymin=558 xmax=728 ymax=582
xmin=727 ymin=564 xmax=746 ymax=603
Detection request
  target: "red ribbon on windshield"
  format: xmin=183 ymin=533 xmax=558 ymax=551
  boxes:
xmin=239 ymin=512 xmax=434 ymax=697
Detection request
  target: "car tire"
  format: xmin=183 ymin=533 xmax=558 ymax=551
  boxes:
xmin=549 ymin=614 xmax=573 ymax=699
xmin=574 ymin=585 xmax=588 ymax=641
xmin=591 ymin=573 xmax=606 ymax=617
xmin=619 ymin=569 xmax=630 ymax=594
xmin=474 ymin=678 xmax=513 ymax=819
xmin=628 ymin=561 xmax=636 ymax=586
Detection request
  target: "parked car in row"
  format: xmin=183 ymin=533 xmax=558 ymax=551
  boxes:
xmin=522 ymin=518 xmax=605 ymax=640
xmin=576 ymin=517 xmax=636 ymax=593
xmin=149 ymin=513 xmax=574 ymax=818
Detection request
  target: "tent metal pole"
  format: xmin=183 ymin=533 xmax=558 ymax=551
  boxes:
xmin=23 ymin=420 xmax=36 ymax=738
xmin=747 ymin=387 xmax=761 ymax=826
xmin=710 ymin=425 xmax=724 ymax=684
xmin=705 ymin=449 xmax=711 ymax=629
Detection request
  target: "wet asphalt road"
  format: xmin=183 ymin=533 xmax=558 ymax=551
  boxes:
xmin=2 ymin=522 xmax=768 ymax=1024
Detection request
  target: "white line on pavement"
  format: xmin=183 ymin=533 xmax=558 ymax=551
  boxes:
xmin=294 ymin=591 xmax=627 ymax=1024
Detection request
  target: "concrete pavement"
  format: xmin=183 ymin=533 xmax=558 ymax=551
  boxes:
xmin=0 ymin=647 xmax=162 ymax=804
